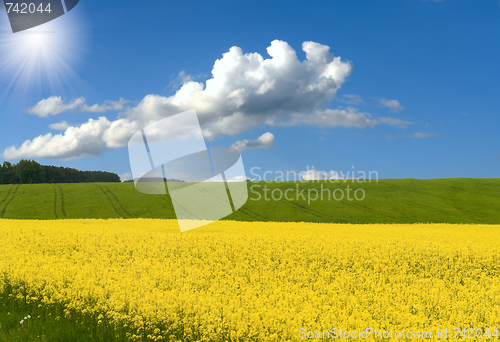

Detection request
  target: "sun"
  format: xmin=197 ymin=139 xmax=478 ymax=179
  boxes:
xmin=27 ymin=32 xmax=46 ymax=46
xmin=0 ymin=10 xmax=89 ymax=108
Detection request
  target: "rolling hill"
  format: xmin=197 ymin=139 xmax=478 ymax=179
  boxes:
xmin=0 ymin=178 xmax=499 ymax=224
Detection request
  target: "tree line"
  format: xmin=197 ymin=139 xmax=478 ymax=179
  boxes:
xmin=0 ymin=160 xmax=121 ymax=184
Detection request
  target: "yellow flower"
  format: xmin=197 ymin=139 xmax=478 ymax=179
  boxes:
xmin=1 ymin=219 xmax=499 ymax=341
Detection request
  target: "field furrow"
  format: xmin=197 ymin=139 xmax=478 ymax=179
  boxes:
xmin=0 ymin=179 xmax=498 ymax=223
xmin=52 ymin=184 xmax=58 ymax=219
xmin=1 ymin=184 xmax=19 ymax=218
xmin=94 ymin=184 xmax=129 ymax=218
xmin=58 ymin=185 xmax=67 ymax=217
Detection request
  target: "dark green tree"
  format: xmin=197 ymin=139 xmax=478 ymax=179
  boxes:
xmin=2 ymin=161 xmax=19 ymax=184
xmin=0 ymin=160 xmax=120 ymax=184
xmin=41 ymin=165 xmax=120 ymax=183
xmin=16 ymin=159 xmax=45 ymax=184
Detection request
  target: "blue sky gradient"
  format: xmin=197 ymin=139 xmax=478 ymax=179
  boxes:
xmin=0 ymin=0 xmax=499 ymax=179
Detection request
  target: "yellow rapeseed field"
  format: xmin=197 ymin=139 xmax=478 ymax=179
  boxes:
xmin=1 ymin=219 xmax=500 ymax=341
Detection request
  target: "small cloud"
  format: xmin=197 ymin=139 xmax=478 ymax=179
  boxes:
xmin=30 ymin=97 xmax=85 ymax=117
xmin=166 ymin=71 xmax=193 ymax=91
xmin=119 ymin=173 xmax=132 ymax=182
xmin=231 ymin=132 xmax=275 ymax=151
xmin=379 ymin=98 xmax=405 ymax=112
xmin=342 ymin=94 xmax=364 ymax=105
xmin=412 ymin=132 xmax=436 ymax=138
xmin=226 ymin=175 xmax=248 ymax=182
xmin=300 ymin=168 xmax=345 ymax=181
xmin=203 ymin=174 xmax=250 ymax=182
xmin=29 ymin=96 xmax=129 ymax=117
xmin=384 ymin=132 xmax=436 ymax=140
xmin=49 ymin=121 xmax=70 ymax=130
xmin=376 ymin=117 xmax=412 ymax=128
xmin=80 ymin=98 xmax=129 ymax=113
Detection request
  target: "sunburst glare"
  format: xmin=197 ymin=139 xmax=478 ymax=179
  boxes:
xmin=0 ymin=7 xmax=89 ymax=109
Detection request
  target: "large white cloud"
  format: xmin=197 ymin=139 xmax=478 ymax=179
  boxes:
xmin=122 ymin=40 xmax=354 ymax=138
xmin=5 ymin=40 xmax=410 ymax=160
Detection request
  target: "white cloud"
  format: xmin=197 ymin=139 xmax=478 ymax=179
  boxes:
xmin=226 ymin=175 xmax=249 ymax=182
xmin=203 ymin=175 xmax=249 ymax=182
xmin=379 ymin=98 xmax=405 ymax=112
xmin=29 ymin=97 xmax=128 ymax=117
xmin=411 ymin=132 xmax=436 ymax=138
xmin=102 ymin=118 xmax=140 ymax=149
xmin=342 ymin=94 xmax=364 ymax=105
xmin=300 ymin=169 xmax=344 ymax=181
xmin=384 ymin=132 xmax=436 ymax=140
xmin=2 ymin=117 xmax=138 ymax=160
xmin=122 ymin=40 xmax=354 ymax=139
xmin=80 ymin=98 xmax=129 ymax=113
xmin=8 ymin=40 xmax=411 ymax=160
xmin=119 ymin=173 xmax=132 ymax=182
xmin=49 ymin=121 xmax=70 ymax=130
xmin=231 ymin=132 xmax=275 ymax=151
xmin=376 ymin=117 xmax=412 ymax=128
xmin=272 ymin=108 xmax=378 ymax=128
xmin=270 ymin=108 xmax=411 ymax=128
xmin=29 ymin=96 xmax=85 ymax=117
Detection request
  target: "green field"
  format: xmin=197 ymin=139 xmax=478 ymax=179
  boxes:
xmin=1 ymin=178 xmax=499 ymax=224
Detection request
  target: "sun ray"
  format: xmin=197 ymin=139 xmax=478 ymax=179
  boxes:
xmin=0 ymin=8 xmax=91 ymax=111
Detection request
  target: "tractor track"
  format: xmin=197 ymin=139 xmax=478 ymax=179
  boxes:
xmin=58 ymin=185 xmax=67 ymax=217
xmin=52 ymin=185 xmax=58 ymax=219
xmin=95 ymin=185 xmax=130 ymax=218
xmin=51 ymin=184 xmax=67 ymax=219
xmin=1 ymin=184 xmax=19 ymax=218
xmin=0 ymin=185 xmax=15 ymax=205
xmin=103 ymin=185 xmax=131 ymax=217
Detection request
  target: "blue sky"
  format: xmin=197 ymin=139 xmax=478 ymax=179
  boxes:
xmin=0 ymin=0 xmax=499 ymax=180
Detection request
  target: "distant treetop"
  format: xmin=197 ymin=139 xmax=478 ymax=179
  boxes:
xmin=1 ymin=160 xmax=121 ymax=184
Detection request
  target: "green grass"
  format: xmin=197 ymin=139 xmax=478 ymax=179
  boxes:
xmin=0 ymin=280 xmax=130 ymax=342
xmin=0 ymin=178 xmax=499 ymax=223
